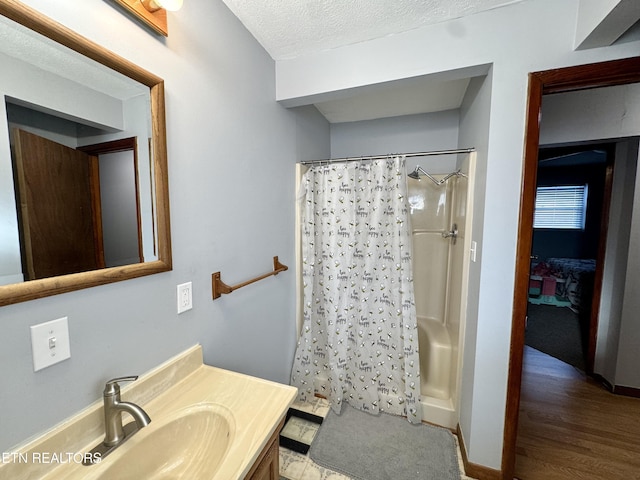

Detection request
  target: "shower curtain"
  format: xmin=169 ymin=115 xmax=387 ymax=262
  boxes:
xmin=290 ymin=156 xmax=422 ymax=424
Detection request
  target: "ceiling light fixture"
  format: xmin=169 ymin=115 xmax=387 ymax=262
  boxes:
xmin=112 ymin=0 xmax=184 ymax=36
xmin=141 ymin=0 xmax=183 ymax=12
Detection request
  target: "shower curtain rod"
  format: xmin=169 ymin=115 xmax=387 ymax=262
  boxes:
xmin=299 ymin=147 xmax=475 ymax=165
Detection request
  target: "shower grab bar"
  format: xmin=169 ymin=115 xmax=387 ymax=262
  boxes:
xmin=212 ymin=256 xmax=288 ymax=300
xmin=413 ymin=228 xmax=455 ymax=234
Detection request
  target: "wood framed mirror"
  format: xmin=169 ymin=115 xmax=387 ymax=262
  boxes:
xmin=0 ymin=0 xmax=171 ymax=306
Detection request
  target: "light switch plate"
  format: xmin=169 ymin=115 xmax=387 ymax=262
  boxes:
xmin=30 ymin=317 xmax=71 ymax=371
xmin=470 ymin=241 xmax=478 ymax=263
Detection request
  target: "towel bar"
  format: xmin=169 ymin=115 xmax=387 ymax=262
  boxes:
xmin=212 ymin=256 xmax=288 ymax=300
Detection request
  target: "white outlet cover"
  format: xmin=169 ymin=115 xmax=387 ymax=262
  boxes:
xmin=30 ymin=317 xmax=71 ymax=372
xmin=177 ymin=282 xmax=193 ymax=314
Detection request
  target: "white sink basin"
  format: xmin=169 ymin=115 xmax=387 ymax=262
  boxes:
xmin=97 ymin=403 xmax=235 ymax=479
xmin=1 ymin=349 xmax=298 ymax=480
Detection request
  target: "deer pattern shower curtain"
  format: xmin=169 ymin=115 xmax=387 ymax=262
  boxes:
xmin=291 ymin=156 xmax=422 ymax=424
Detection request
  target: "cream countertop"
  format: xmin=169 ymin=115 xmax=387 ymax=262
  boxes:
xmin=0 ymin=345 xmax=297 ymax=480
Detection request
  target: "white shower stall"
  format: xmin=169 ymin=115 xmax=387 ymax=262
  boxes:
xmin=408 ymin=152 xmax=476 ymax=428
xmin=294 ymin=151 xmax=476 ymax=429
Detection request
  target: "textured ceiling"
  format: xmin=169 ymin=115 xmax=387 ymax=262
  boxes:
xmin=220 ymin=0 xmax=525 ymax=60
xmin=221 ymin=0 xmax=525 ymax=123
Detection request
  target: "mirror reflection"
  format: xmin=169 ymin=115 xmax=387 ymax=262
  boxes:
xmin=0 ymin=2 xmax=171 ymax=305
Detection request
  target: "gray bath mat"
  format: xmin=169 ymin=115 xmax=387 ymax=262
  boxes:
xmin=309 ymin=404 xmax=461 ymax=480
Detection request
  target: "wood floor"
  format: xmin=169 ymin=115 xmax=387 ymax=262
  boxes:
xmin=514 ymin=346 xmax=640 ymax=480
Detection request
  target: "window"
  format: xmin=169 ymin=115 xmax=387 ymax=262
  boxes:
xmin=533 ymin=185 xmax=588 ymax=229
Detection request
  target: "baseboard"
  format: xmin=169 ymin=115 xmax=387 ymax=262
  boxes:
xmin=612 ymin=385 xmax=640 ymax=398
xmin=593 ymin=374 xmax=640 ymax=398
xmin=456 ymin=425 xmax=502 ymax=480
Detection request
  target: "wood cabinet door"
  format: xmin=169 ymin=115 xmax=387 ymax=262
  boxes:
xmin=245 ymin=420 xmax=283 ymax=480
xmin=247 ymin=440 xmax=279 ymax=480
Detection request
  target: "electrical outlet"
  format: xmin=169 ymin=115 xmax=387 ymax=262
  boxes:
xmin=177 ymin=282 xmax=193 ymax=314
xmin=30 ymin=317 xmax=71 ymax=372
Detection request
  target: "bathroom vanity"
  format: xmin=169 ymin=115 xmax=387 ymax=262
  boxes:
xmin=0 ymin=345 xmax=297 ymax=479
xmin=244 ymin=421 xmax=282 ymax=480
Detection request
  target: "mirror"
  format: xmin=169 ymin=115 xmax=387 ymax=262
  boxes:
xmin=0 ymin=0 xmax=171 ymax=306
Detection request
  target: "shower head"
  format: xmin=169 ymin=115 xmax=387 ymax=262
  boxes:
xmin=407 ymin=166 xmax=454 ymax=186
xmin=408 ymin=167 xmax=423 ymax=180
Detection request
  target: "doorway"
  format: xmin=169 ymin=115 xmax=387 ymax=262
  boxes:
xmin=526 ymin=143 xmax=613 ymax=374
xmin=502 ymin=56 xmax=640 ymax=479
xmin=79 ymin=137 xmax=144 ymax=267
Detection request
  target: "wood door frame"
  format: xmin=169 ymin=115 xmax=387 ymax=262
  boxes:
xmin=78 ymin=137 xmax=144 ymax=264
xmin=502 ymin=56 xmax=640 ymax=479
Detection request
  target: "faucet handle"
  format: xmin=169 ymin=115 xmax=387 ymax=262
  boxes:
xmin=104 ymin=376 xmax=139 ymax=396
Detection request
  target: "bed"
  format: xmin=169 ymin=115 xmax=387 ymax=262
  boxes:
xmin=528 ymin=258 xmax=596 ymax=312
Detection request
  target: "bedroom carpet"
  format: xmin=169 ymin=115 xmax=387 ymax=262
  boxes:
xmin=525 ymin=304 xmax=586 ymax=371
xmin=308 ymin=404 xmax=461 ymax=480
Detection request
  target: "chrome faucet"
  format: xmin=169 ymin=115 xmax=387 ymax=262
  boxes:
xmin=442 ymin=223 xmax=458 ymax=245
xmin=103 ymin=376 xmax=151 ymax=446
xmin=84 ymin=375 xmax=151 ymax=465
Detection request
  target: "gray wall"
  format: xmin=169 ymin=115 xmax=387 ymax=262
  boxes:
xmin=0 ymin=0 xmax=329 ymax=452
xmin=330 ymin=110 xmax=460 ymax=161
xmin=99 ymin=150 xmax=140 ymax=267
xmin=597 ymin=141 xmax=637 ymax=384
xmin=456 ymin=72 xmax=492 ymax=458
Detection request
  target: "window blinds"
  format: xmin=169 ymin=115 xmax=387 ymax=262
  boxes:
xmin=533 ymin=185 xmax=588 ymax=229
